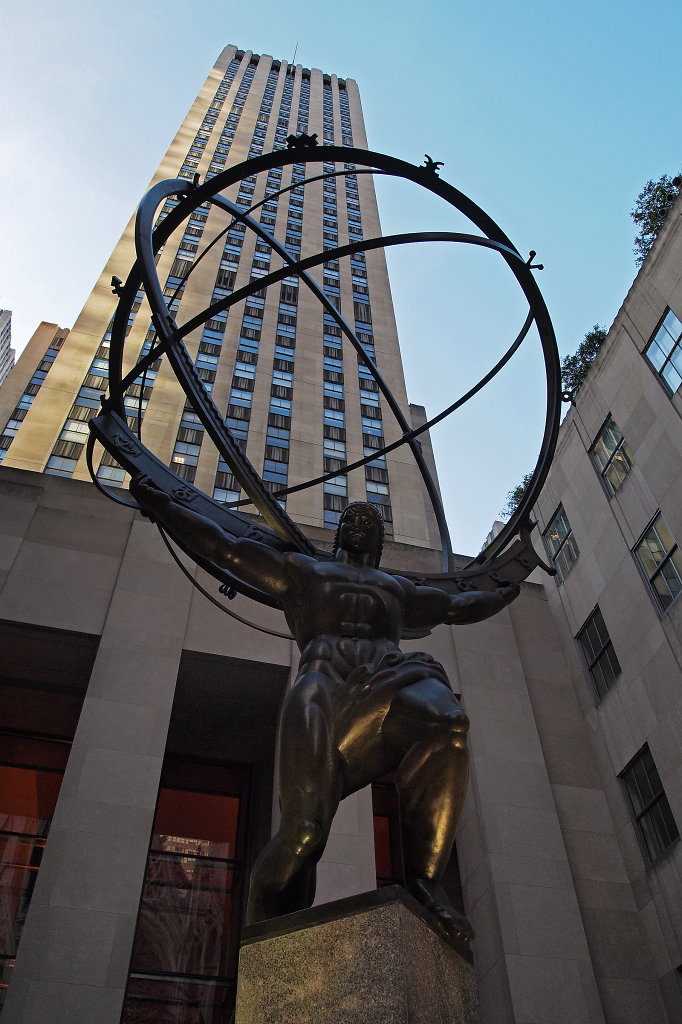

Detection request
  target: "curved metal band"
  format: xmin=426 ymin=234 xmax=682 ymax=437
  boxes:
xmin=96 ymin=146 xmax=561 ymax=596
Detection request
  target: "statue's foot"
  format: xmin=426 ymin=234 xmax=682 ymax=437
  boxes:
xmin=406 ymin=877 xmax=474 ymax=945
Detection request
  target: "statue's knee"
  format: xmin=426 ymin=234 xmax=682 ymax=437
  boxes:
xmin=288 ymin=818 xmax=324 ymax=857
xmin=443 ymin=708 xmax=469 ymax=746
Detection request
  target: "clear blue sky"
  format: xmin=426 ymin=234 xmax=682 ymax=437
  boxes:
xmin=1 ymin=1 xmax=679 ymax=554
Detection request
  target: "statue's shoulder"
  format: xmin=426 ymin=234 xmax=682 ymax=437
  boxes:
xmin=284 ymin=550 xmax=319 ymax=571
xmin=388 ymin=572 xmax=416 ymax=593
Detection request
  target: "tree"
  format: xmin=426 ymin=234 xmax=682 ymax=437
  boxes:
xmin=560 ymin=325 xmax=607 ymax=397
xmin=500 ymin=472 xmax=532 ymax=520
xmin=631 ymin=173 xmax=681 ymax=267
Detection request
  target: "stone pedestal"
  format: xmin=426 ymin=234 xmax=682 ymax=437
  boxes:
xmin=236 ymin=887 xmax=480 ymax=1024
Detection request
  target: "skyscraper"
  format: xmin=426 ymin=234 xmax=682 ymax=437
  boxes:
xmin=0 ymin=45 xmax=439 ymax=554
xmin=0 ymin=310 xmax=15 ymax=388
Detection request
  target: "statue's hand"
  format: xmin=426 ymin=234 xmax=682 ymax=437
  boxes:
xmin=496 ymin=580 xmax=520 ymax=604
xmin=130 ymin=473 xmax=172 ymax=520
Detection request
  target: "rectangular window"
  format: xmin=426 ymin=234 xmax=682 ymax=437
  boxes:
xmin=620 ymin=745 xmax=679 ymax=863
xmin=362 ymin=416 xmax=383 ymax=436
xmin=123 ymin=758 xmax=251 ymax=1024
xmin=644 ymin=308 xmax=682 ymax=393
xmin=45 ymin=455 xmax=78 ymax=477
xmin=590 ymin=417 xmax=633 ymax=497
xmin=576 ymin=606 xmax=622 ymax=701
xmin=59 ymin=419 xmax=91 ymax=444
xmin=323 ymin=407 xmax=345 ymax=425
xmin=0 ymin=734 xmax=72 ymax=1010
xmin=543 ymin=505 xmax=579 ymax=584
xmin=323 ymin=477 xmax=347 ymax=497
xmin=323 ymin=439 xmax=346 ymax=460
xmin=272 ymin=370 xmax=293 ymax=386
xmin=214 ymin=487 xmax=240 ymax=506
xmin=323 ymin=492 xmax=346 ymax=512
xmin=634 ymin=512 xmax=682 ymax=612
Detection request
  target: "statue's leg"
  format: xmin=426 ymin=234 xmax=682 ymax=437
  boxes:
xmin=383 ymin=677 xmax=474 ymax=943
xmin=246 ymin=671 xmax=340 ymax=924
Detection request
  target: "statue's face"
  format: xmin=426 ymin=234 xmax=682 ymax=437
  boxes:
xmin=338 ymin=506 xmax=382 ymax=560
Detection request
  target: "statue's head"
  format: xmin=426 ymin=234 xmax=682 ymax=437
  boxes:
xmin=333 ymin=501 xmax=385 ymax=567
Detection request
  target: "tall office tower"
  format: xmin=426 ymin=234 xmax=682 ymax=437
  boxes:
xmin=0 ymin=310 xmax=15 ymax=388
xmin=0 ymin=45 xmax=439 ymax=553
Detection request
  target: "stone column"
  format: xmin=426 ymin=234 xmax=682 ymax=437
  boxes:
xmin=2 ymin=515 xmax=195 ymax=1024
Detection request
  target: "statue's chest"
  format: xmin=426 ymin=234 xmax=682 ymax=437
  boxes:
xmin=313 ymin=565 xmax=401 ymax=620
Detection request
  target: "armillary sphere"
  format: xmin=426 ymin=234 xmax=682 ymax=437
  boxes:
xmin=88 ymin=144 xmax=561 ymax=636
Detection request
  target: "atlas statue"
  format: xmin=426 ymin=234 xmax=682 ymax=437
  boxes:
xmin=131 ymin=476 xmax=520 ymax=944
xmin=90 ymin=146 xmax=561 ymax=949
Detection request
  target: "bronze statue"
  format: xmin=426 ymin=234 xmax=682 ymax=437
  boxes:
xmin=131 ymin=477 xmax=520 ymax=944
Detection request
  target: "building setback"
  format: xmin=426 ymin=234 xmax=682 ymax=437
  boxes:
xmin=0 ymin=310 xmax=15 ymax=389
xmin=0 ymin=44 xmax=680 ymax=1024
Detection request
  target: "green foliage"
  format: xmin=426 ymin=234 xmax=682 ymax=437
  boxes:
xmin=501 ymin=472 xmax=532 ymax=520
xmin=631 ymin=173 xmax=681 ymax=267
xmin=560 ymin=325 xmax=607 ymax=396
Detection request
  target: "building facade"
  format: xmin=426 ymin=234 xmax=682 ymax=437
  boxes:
xmin=530 ymin=193 xmax=682 ymax=1022
xmin=0 ymin=45 xmax=436 ymax=553
xmin=0 ymin=311 xmax=15 ymax=389
xmin=0 ymin=44 xmax=680 ymax=1024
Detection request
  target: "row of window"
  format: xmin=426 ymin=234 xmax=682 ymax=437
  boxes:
xmin=541 ymin=349 xmax=681 ymax=863
xmin=543 ymin=411 xmax=682 ymax=614
xmin=170 ymin=64 xmax=285 ymax=490
xmin=547 ymin=506 xmax=682 ymax=620
xmin=212 ymin=71 xmax=299 ymax=509
xmin=0 ymin=333 xmax=67 ymax=463
xmin=547 ymin=502 xmax=681 ymax=700
xmin=317 ymin=147 xmax=393 ymax=530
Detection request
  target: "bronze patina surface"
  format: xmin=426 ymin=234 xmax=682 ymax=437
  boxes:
xmin=131 ymin=480 xmax=519 ymax=944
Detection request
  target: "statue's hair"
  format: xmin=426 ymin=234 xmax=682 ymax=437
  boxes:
xmin=332 ymin=501 xmax=385 ymax=568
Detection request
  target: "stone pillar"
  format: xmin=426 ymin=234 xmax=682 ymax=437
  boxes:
xmin=2 ymin=516 xmax=195 ymax=1024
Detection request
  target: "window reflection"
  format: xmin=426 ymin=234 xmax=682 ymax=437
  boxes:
xmin=122 ymin=762 xmax=250 ymax=1024
xmin=0 ymin=755 xmax=67 ymax=1008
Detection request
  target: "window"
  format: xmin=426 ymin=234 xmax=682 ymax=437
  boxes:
xmin=543 ymin=506 xmax=579 ymax=584
xmin=362 ymin=416 xmax=382 ymax=436
xmin=634 ymin=512 xmax=682 ymax=612
xmin=590 ymin=417 xmax=633 ymax=497
xmin=122 ymin=758 xmax=251 ymax=1023
xmin=0 ymin=750 xmax=67 ymax=1007
xmin=621 ymin=745 xmax=679 ymax=863
xmin=576 ymin=607 xmax=622 ymax=701
xmin=323 ymin=476 xmax=347 ymax=497
xmin=644 ymin=308 xmax=682 ymax=393
xmin=45 ymin=455 xmax=78 ymax=477
xmin=59 ymin=419 xmax=91 ymax=444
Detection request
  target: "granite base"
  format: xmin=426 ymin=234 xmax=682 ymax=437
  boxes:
xmin=236 ymin=887 xmax=480 ymax=1024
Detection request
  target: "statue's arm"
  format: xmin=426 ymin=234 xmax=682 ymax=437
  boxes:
xmin=444 ymin=582 xmax=520 ymax=624
xmin=129 ymin=474 xmax=290 ymax=598
xmin=400 ymin=576 xmax=520 ymax=630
